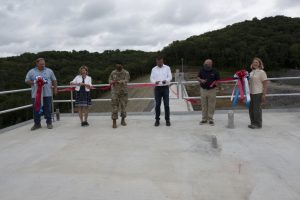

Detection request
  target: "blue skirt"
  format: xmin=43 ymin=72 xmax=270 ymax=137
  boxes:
xmin=75 ymin=89 xmax=91 ymax=107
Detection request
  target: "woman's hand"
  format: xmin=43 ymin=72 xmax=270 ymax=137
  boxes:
xmin=261 ymin=94 xmax=267 ymax=104
xmin=199 ymin=79 xmax=207 ymax=84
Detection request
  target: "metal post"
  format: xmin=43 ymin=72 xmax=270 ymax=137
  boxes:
xmin=228 ymin=110 xmax=234 ymax=129
xmin=70 ymin=90 xmax=74 ymax=115
xmin=181 ymin=58 xmax=184 ymax=73
xmin=212 ymin=135 xmax=218 ymax=148
xmin=181 ymin=82 xmax=184 ymax=99
xmin=51 ymin=96 xmax=55 ymax=122
xmin=176 ymin=82 xmax=180 ymax=99
xmin=55 ymin=108 xmax=60 ymax=121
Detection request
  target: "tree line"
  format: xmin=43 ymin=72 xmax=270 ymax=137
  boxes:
xmin=161 ymin=15 xmax=300 ymax=71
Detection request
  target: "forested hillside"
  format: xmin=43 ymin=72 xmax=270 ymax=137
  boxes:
xmin=0 ymin=50 xmax=156 ymax=90
xmin=162 ymin=16 xmax=300 ymax=70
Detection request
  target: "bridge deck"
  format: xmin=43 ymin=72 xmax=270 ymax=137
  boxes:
xmin=0 ymin=111 xmax=299 ymax=200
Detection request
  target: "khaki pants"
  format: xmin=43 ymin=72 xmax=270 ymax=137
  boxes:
xmin=200 ymin=88 xmax=216 ymax=121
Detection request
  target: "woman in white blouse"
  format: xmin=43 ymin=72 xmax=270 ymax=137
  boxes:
xmin=248 ymin=58 xmax=268 ymax=129
xmin=70 ymin=66 xmax=92 ymax=127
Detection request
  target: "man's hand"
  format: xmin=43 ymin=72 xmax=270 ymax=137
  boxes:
xmin=26 ymin=80 xmax=34 ymax=86
xmin=53 ymin=87 xmax=58 ymax=95
xmin=112 ymin=80 xmax=119 ymax=85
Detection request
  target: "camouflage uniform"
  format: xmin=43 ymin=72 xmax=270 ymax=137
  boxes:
xmin=109 ymin=69 xmax=130 ymax=120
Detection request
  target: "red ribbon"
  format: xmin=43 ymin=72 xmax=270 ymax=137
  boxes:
xmin=237 ymin=78 xmax=245 ymax=100
xmin=209 ymin=77 xmax=235 ymax=87
xmin=98 ymin=85 xmax=112 ymax=90
xmin=34 ymin=78 xmax=45 ymax=112
xmin=128 ymin=83 xmax=157 ymax=89
xmin=58 ymin=87 xmax=75 ymax=92
xmin=209 ymin=70 xmax=248 ymax=87
xmin=58 ymin=83 xmax=158 ymax=93
xmin=234 ymin=70 xmax=249 ymax=100
xmin=235 ymin=70 xmax=248 ymax=78
xmin=184 ymin=98 xmax=198 ymax=105
xmin=100 ymin=83 xmax=157 ymax=90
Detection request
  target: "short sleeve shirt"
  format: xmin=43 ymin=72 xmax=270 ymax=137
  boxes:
xmin=25 ymin=67 xmax=57 ymax=98
xmin=198 ymin=68 xmax=220 ymax=89
xmin=249 ymin=69 xmax=267 ymax=94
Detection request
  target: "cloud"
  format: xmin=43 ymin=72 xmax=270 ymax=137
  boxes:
xmin=81 ymin=1 xmax=115 ymax=21
xmin=276 ymin=0 xmax=300 ymax=7
xmin=0 ymin=0 xmax=299 ymax=57
xmin=152 ymin=0 xmax=212 ymax=25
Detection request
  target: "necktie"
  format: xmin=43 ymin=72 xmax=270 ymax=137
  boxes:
xmin=80 ymin=76 xmax=85 ymax=91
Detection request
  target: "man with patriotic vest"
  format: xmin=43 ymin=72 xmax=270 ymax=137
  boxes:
xmin=25 ymin=58 xmax=57 ymax=131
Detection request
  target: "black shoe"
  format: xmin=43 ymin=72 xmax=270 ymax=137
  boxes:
xmin=209 ymin=121 xmax=215 ymax=126
xmin=154 ymin=120 xmax=160 ymax=127
xmin=166 ymin=121 xmax=171 ymax=126
xmin=31 ymin=124 xmax=41 ymax=131
xmin=81 ymin=122 xmax=85 ymax=127
xmin=248 ymin=124 xmax=261 ymax=129
xmin=199 ymin=120 xmax=207 ymax=125
xmin=84 ymin=121 xmax=89 ymax=126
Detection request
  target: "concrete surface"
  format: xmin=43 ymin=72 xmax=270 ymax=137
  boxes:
xmin=0 ymin=111 xmax=299 ymax=200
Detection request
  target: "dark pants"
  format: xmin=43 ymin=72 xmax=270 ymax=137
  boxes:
xmin=249 ymin=93 xmax=263 ymax=127
xmin=154 ymin=86 xmax=170 ymax=121
xmin=32 ymin=97 xmax=52 ymax=125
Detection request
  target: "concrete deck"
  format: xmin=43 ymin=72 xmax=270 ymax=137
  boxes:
xmin=0 ymin=111 xmax=299 ymax=200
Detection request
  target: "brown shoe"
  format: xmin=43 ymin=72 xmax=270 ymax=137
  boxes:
xmin=112 ymin=119 xmax=117 ymax=128
xmin=31 ymin=124 xmax=41 ymax=131
xmin=121 ymin=118 xmax=127 ymax=126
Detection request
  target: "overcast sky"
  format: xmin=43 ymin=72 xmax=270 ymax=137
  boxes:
xmin=0 ymin=0 xmax=299 ymax=57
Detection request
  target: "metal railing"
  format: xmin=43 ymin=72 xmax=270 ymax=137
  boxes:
xmin=0 ymin=82 xmax=180 ymax=115
xmin=1 ymin=77 xmax=300 ymax=115
xmin=55 ymin=82 xmax=180 ymax=114
xmin=181 ymin=77 xmax=300 ymax=99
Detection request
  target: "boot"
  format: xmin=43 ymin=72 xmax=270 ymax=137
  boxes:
xmin=121 ymin=117 xmax=127 ymax=126
xmin=112 ymin=119 xmax=117 ymax=128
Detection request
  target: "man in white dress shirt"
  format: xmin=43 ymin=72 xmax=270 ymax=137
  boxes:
xmin=150 ymin=56 xmax=172 ymax=127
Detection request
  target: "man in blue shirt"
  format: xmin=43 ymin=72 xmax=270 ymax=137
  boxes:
xmin=25 ymin=58 xmax=57 ymax=130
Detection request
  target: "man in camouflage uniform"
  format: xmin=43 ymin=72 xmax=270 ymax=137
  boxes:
xmin=109 ymin=62 xmax=130 ymax=128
